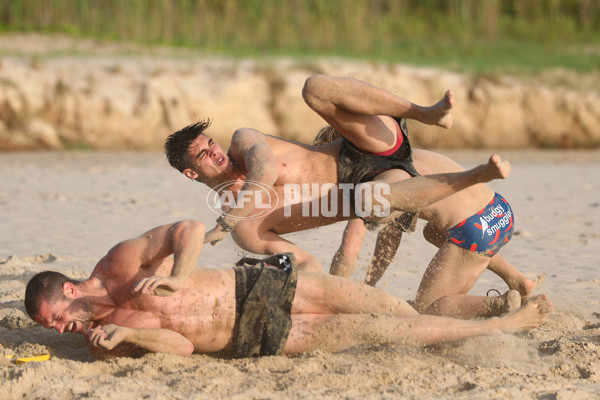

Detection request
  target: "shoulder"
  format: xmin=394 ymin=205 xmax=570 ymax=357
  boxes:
xmin=94 ymin=238 xmax=145 ymax=278
xmin=231 ymin=128 xmax=268 ymax=148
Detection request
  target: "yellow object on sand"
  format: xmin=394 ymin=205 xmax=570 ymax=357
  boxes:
xmin=5 ymin=353 xmax=51 ymax=364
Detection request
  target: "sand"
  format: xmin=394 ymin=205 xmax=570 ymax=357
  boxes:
xmin=1 ymin=149 xmax=600 ymax=399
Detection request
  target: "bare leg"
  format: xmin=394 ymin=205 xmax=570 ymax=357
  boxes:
xmin=363 ymin=155 xmax=511 ymax=214
xmin=283 ymin=295 xmax=552 ymax=354
xmin=302 ymin=75 xmax=454 ymax=129
xmin=329 ymin=219 xmax=367 ymax=278
xmin=414 ymin=89 xmax=454 ymax=129
xmin=487 ymin=255 xmax=543 ymax=297
xmin=413 ymin=243 xmax=521 ymax=319
xmin=423 ymin=222 xmax=539 ymax=297
xmin=293 ymin=271 xmax=419 ymax=318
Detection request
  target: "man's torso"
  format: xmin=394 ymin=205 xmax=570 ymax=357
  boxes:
xmin=98 ymin=266 xmax=238 ymax=354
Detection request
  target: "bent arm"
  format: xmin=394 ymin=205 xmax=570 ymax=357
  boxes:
xmin=88 ymin=324 xmax=194 ymax=360
xmin=231 ymin=225 xmax=323 ymax=273
xmin=103 ymin=220 xmax=206 ymax=296
xmin=206 ymin=128 xmax=279 ymax=243
xmin=165 ymin=220 xmax=206 ymax=290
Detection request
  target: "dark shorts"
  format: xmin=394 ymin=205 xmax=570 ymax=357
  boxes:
xmin=446 ymin=193 xmax=514 ymax=257
xmin=337 ymin=117 xmax=420 ymax=232
xmin=230 ymin=253 xmax=298 ymax=358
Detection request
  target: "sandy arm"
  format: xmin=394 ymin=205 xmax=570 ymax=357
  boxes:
xmin=100 ymin=220 xmax=206 ymax=296
xmin=87 ymin=324 xmax=194 ymax=360
xmin=205 ymin=128 xmax=279 ymax=244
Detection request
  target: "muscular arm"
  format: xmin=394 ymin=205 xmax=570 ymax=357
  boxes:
xmin=88 ymin=324 xmax=194 ymax=360
xmin=206 ymin=128 xmax=279 ymax=244
xmin=231 ymin=224 xmax=323 ymax=273
xmin=102 ymin=220 xmax=206 ymax=296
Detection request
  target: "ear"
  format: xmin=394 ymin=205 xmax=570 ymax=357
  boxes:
xmin=183 ymin=168 xmax=198 ymax=180
xmin=62 ymin=282 xmax=77 ymax=299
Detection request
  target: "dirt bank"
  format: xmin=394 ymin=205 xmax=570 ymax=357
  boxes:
xmin=0 ymin=34 xmax=599 ymax=151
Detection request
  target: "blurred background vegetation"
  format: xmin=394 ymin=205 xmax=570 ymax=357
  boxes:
xmin=1 ymin=0 xmax=599 ymax=73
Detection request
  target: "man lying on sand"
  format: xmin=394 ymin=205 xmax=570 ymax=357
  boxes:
xmin=164 ymin=75 xmax=510 ymax=274
xmin=25 ymin=220 xmax=552 ymax=360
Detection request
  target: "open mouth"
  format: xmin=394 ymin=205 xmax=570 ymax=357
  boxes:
xmin=67 ymin=321 xmax=77 ymax=332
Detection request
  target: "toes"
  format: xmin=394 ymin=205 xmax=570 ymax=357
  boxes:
xmin=530 ymin=294 xmax=544 ymax=304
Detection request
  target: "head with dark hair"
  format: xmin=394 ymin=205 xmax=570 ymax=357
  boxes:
xmin=25 ymin=271 xmax=75 ymax=320
xmin=164 ymin=119 xmax=212 ymax=173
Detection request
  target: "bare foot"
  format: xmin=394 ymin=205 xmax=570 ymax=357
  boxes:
xmin=510 ymin=273 xmax=546 ymax=299
xmin=478 ymin=154 xmax=511 ymax=182
xmin=420 ymin=90 xmax=454 ymax=129
xmin=483 ymin=289 xmax=521 ymax=316
xmin=498 ymin=294 xmax=553 ymax=333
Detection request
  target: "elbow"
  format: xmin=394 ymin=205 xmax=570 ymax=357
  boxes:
xmin=177 ymin=220 xmax=206 ymax=234
xmin=190 ymin=220 xmax=207 ymax=235
xmin=181 ymin=342 xmax=195 ymax=357
xmin=171 ymin=220 xmax=206 ymax=242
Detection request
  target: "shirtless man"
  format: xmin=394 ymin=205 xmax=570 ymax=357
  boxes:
xmin=25 ymin=220 xmax=552 ymax=360
xmin=311 ymin=126 xmax=538 ymax=316
xmin=164 ymin=75 xmax=511 ymax=275
xmin=303 ymin=75 xmax=536 ymax=319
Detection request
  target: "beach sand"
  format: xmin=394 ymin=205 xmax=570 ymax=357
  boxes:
xmin=1 ymin=149 xmax=599 ymax=399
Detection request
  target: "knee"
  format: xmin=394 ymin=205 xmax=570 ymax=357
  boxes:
xmin=413 ymin=297 xmax=448 ymax=316
xmin=302 ymin=74 xmax=329 ymax=109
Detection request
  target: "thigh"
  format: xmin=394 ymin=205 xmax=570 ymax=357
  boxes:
xmin=413 ymin=242 xmax=490 ymax=311
xmin=283 ymin=313 xmax=383 ymax=355
xmin=294 ymin=272 xmax=417 ymax=316
xmin=333 ymin=114 xmax=400 ymax=154
xmin=284 ymin=314 xmax=332 ymax=354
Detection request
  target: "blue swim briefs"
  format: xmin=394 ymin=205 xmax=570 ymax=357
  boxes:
xmin=446 ymin=193 xmax=514 ymax=257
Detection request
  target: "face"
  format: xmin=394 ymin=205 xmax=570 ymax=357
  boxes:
xmin=183 ymin=135 xmax=231 ymax=183
xmin=35 ymin=296 xmax=93 ymax=334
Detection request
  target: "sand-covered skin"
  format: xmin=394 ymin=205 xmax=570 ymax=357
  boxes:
xmin=1 ymin=150 xmax=599 ymax=399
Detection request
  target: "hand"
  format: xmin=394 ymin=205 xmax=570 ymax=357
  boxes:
xmin=89 ymin=324 xmax=129 ymax=351
xmin=133 ymin=276 xmax=185 ymax=297
xmin=204 ymin=225 xmax=227 ymax=246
